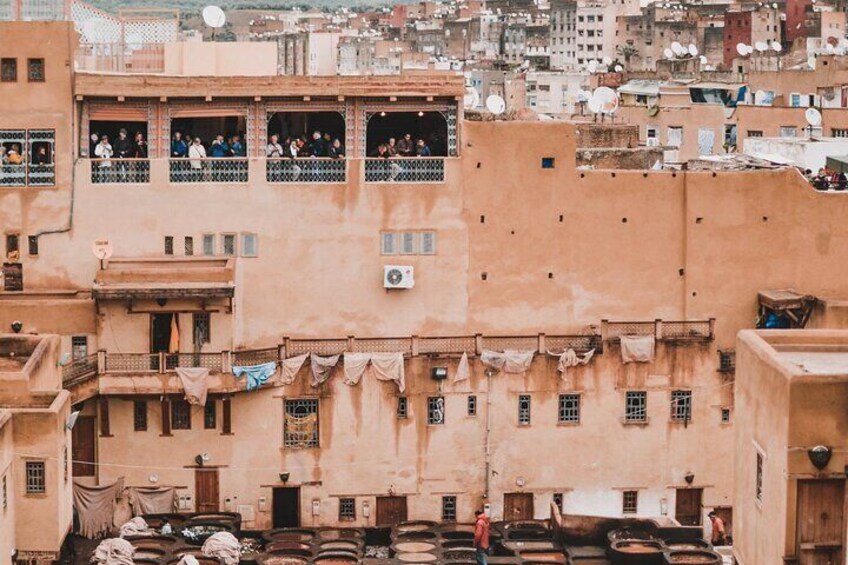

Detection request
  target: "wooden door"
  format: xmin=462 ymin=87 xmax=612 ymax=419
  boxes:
xmin=195 ymin=468 xmax=220 ymax=512
xmin=272 ymin=487 xmax=300 ymax=528
xmin=675 ymin=488 xmax=703 ymax=526
xmin=71 ymin=416 xmax=96 ymax=477
xmin=376 ymin=496 xmax=408 ymax=526
xmin=504 ymin=492 xmax=534 ymax=521
xmin=797 ymin=479 xmax=845 ymax=565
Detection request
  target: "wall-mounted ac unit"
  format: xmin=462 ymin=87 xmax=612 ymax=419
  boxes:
xmin=384 ymin=265 xmax=415 ymax=289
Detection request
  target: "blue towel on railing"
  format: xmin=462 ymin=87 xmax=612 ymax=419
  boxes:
xmin=232 ymin=362 xmax=277 ymax=391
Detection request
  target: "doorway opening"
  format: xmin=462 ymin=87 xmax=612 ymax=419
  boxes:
xmin=273 ymin=487 xmax=301 ymax=528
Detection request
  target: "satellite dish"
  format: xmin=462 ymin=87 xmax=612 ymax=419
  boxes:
xmin=754 ymin=89 xmax=767 ymax=105
xmin=589 ymin=87 xmax=619 ymax=114
xmin=805 ymin=107 xmax=822 ymax=127
xmin=194 ymin=452 xmax=212 ymax=466
xmin=91 ymin=239 xmax=113 ymax=261
xmin=463 ymin=86 xmax=480 ymax=109
xmin=736 ymin=43 xmax=747 ymax=57
xmin=664 ymin=47 xmax=674 ymax=59
xmin=771 ymin=40 xmax=782 ymax=52
xmin=148 ymin=474 xmax=159 ymax=484
xmin=602 ymin=56 xmax=612 ymax=66
xmin=576 ymin=90 xmax=590 ymax=103
xmin=688 ymin=44 xmax=698 ymax=56
xmin=587 ymin=60 xmax=598 ymax=73
xmin=614 ymin=64 xmax=623 ymax=72
xmin=699 ymin=55 xmax=708 ymax=65
xmin=65 ymin=411 xmax=81 ymax=431
xmin=202 ymin=5 xmax=227 ymax=29
xmin=671 ymin=41 xmax=684 ymax=56
xmin=755 ymin=41 xmax=768 ymax=52
xmin=485 ymin=94 xmax=506 ymax=115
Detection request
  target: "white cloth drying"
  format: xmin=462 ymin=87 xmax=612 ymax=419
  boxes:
xmin=202 ymin=531 xmax=241 ymax=565
xmin=281 ymin=353 xmax=309 ymax=385
xmin=175 ymin=367 xmax=210 ymax=406
xmin=620 ymin=335 xmax=655 ymax=363
xmin=343 ymin=352 xmax=406 ymax=393
xmin=454 ymin=352 xmax=470 ymax=383
xmin=92 ymin=538 xmax=135 ymax=565
xmin=480 ymin=350 xmax=535 ymax=373
xmin=119 ymin=516 xmax=152 ymax=538
xmin=310 ymin=354 xmax=340 ymax=386
xmin=552 ymin=348 xmax=595 ymax=379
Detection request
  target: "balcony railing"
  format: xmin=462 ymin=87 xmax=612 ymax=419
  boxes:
xmin=90 ymin=159 xmax=150 ymax=184
xmin=231 ymin=347 xmax=279 ymax=367
xmin=27 ymin=163 xmax=55 ymax=186
xmin=266 ymin=158 xmax=347 ymax=183
xmin=601 ymin=319 xmax=715 ymax=342
xmin=0 ymin=164 xmax=27 ymax=186
xmin=364 ymin=158 xmax=445 ymax=183
xmin=104 ymin=353 xmax=160 ymax=373
xmin=169 ymin=158 xmax=249 ymax=184
xmin=62 ymin=354 xmax=98 ymax=386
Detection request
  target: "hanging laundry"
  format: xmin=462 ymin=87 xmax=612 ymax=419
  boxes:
xmin=550 ymin=349 xmax=595 ymax=380
xmin=73 ymin=478 xmax=125 ymax=539
xmin=620 ymin=335 xmax=655 ymax=364
xmin=343 ymin=353 xmax=371 ymax=386
xmin=127 ymin=486 xmax=178 ymax=516
xmin=232 ymin=361 xmax=277 ymax=391
xmin=281 ymin=353 xmax=309 ymax=385
xmin=371 ymin=352 xmax=406 ymax=393
xmin=310 ymin=354 xmax=339 ymax=387
xmin=92 ymin=538 xmax=135 ymax=565
xmin=168 ymin=316 xmax=180 ymax=354
xmin=175 ymin=367 xmax=210 ymax=406
xmin=454 ymin=352 xmax=471 ymax=383
xmin=480 ymin=350 xmax=505 ymax=370
xmin=481 ymin=350 xmax=535 ymax=373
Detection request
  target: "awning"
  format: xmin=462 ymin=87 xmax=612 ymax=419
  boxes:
xmin=170 ymin=107 xmax=248 ymax=119
xmin=92 ymin=257 xmax=235 ymax=301
xmin=618 ymin=82 xmax=660 ymax=96
xmin=92 ymin=282 xmax=234 ymax=300
xmin=88 ymin=106 xmax=148 ymax=122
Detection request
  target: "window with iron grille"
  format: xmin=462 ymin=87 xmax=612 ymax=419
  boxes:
xmin=241 ymin=233 xmax=258 ymax=257
xmin=755 ymin=452 xmax=763 ymax=502
xmin=284 ymin=398 xmax=319 ymax=448
xmin=518 ymin=395 xmax=531 ymax=425
xmin=222 ymin=234 xmax=236 ymax=256
xmin=27 ymin=58 xmax=45 ymax=82
xmin=622 ymin=490 xmax=638 ymax=514
xmin=397 ymin=397 xmax=408 ymax=419
xmin=670 ymin=390 xmax=692 ymax=422
xmin=339 ymin=497 xmax=356 ymax=520
xmin=381 ymin=232 xmax=398 ymax=255
xmin=6 ymin=234 xmax=19 ymax=259
xmin=553 ymin=492 xmax=564 ymax=512
xmin=204 ymin=401 xmax=217 ymax=429
xmin=400 ymin=232 xmax=418 ymax=255
xmin=721 ymin=407 xmax=732 ymax=424
xmin=428 ymin=396 xmax=445 ymax=425
xmin=133 ymin=401 xmax=147 ymax=431
xmin=71 ymin=336 xmax=88 ymax=360
xmin=203 ymin=234 xmax=215 ymax=256
xmin=193 ymin=312 xmax=211 ymax=345
xmin=558 ymin=394 xmax=581 ymax=423
xmin=164 ymin=236 xmax=174 ymax=255
xmin=747 ymin=130 xmax=764 ymax=138
xmin=25 ymin=461 xmax=45 ymax=494
xmin=420 ymin=231 xmax=437 ymax=255
xmin=833 ymin=128 xmax=848 ymax=138
xmin=1 ymin=59 xmax=17 ymax=82
xmin=184 ymin=236 xmax=194 ymax=256
xmin=467 ymin=395 xmax=477 ymax=417
xmin=442 ymin=495 xmax=457 ymax=521
xmin=625 ymin=391 xmax=647 ymax=423
xmin=171 ymin=399 xmax=191 ymax=430
xmin=27 ymin=236 xmax=38 ymax=256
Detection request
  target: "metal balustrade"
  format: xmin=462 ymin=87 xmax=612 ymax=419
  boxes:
xmin=104 ymin=353 xmax=159 ymax=373
xmin=266 ymin=158 xmax=346 ymax=183
xmin=90 ymin=159 xmax=150 ymax=184
xmin=27 ymin=163 xmax=54 ymax=186
xmin=169 ymin=158 xmax=248 ymax=184
xmin=231 ymin=347 xmax=279 ymax=367
xmin=170 ymin=353 xmax=224 ymax=372
xmin=546 ymin=335 xmax=602 ymax=353
xmin=364 ymin=158 xmax=445 ymax=183
xmin=602 ymin=319 xmax=714 ymax=342
xmin=286 ymin=340 xmax=348 ymax=357
xmin=418 ymin=336 xmax=477 ymax=355
xmin=0 ymin=164 xmax=26 ymax=186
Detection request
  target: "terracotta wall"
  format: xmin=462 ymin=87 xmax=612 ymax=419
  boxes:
xmin=0 ymin=413 xmax=15 ymax=565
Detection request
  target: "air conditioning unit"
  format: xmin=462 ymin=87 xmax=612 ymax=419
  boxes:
xmin=384 ymin=265 xmax=415 ymax=289
xmin=646 ymin=137 xmax=660 ymax=147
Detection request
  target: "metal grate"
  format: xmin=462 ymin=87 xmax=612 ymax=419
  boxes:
xmin=622 ymin=490 xmax=638 ymax=514
xmin=547 ymin=335 xmax=601 ymax=353
xmin=427 ymin=396 xmax=445 ymax=425
xmin=467 ymin=395 xmax=477 ymax=417
xmin=90 ymin=159 xmax=150 ymax=184
xmin=193 ymin=313 xmax=210 ymax=345
xmin=133 ymin=401 xmax=147 ymax=431
xmin=287 ymin=340 xmax=347 ymax=357
xmin=284 ymin=398 xmax=319 ymax=448
xmin=558 ymin=394 xmax=581 ymax=423
xmin=0 ymin=129 xmax=26 ymax=186
xmin=484 ymin=336 xmax=539 ymax=352
xmin=718 ymin=349 xmax=736 ymax=373
xmin=222 ymin=235 xmax=236 ymax=256
xmin=0 ymin=58 xmax=17 ymax=82
xmin=266 ymin=159 xmax=346 ymax=183
xmin=339 ymin=497 xmax=356 ymax=520
xmin=171 ymin=399 xmax=191 ymax=430
xmin=25 ymin=461 xmax=45 ymax=494
xmin=184 ymin=237 xmax=194 ymax=256
xmin=625 ymin=391 xmax=647 ymax=423
xmin=418 ymin=336 xmax=476 ymax=355
xmin=553 ymin=492 xmax=564 ymax=513
xmin=232 ymin=348 xmax=278 ymax=367
xmin=27 ymin=58 xmax=44 ymax=82
xmin=364 ymin=158 xmax=445 ymax=183
xmin=670 ymin=390 xmax=692 ymax=422
xmin=71 ymin=336 xmax=88 ymax=360
xmin=441 ymin=495 xmax=457 ymax=521
xmin=204 ymin=402 xmax=217 ymax=429
xmin=352 ymin=338 xmax=412 ymax=354
xmin=169 ymin=158 xmax=248 ymax=183
xmin=164 ymin=236 xmax=173 ymax=255
xmin=397 ymin=397 xmax=408 ymax=419
xmin=518 ymin=394 xmax=531 ymax=425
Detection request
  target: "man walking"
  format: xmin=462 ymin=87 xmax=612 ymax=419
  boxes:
xmin=708 ymin=511 xmax=726 ymax=546
xmin=474 ymin=509 xmax=490 ymax=565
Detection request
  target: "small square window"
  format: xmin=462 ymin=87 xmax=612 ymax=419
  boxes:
xmin=27 ymin=236 xmax=38 ymax=256
xmin=164 ymin=236 xmax=174 ymax=255
xmin=134 ymin=401 xmax=148 ymax=431
xmin=625 ymin=391 xmax=647 ymax=423
xmin=400 ymin=232 xmax=418 ymax=255
xmin=1 ymin=59 xmax=17 ymax=82
xmin=204 ymin=401 xmax=217 ymax=429
xmin=622 ymin=490 xmax=638 ymax=514
xmin=542 ymin=157 xmax=556 ymax=168
xmin=420 ymin=231 xmax=437 ymax=255
xmin=670 ymin=390 xmax=692 ymax=422
xmin=428 ymin=396 xmax=445 ymax=425
xmin=467 ymin=395 xmax=477 ymax=417
xmin=202 ymin=234 xmax=215 ymax=256
xmin=721 ymin=407 xmax=732 ymax=424
xmin=71 ymin=336 xmax=88 ymax=360
xmin=241 ymin=233 xmax=258 ymax=257
xmin=518 ymin=394 xmax=531 ymax=425
xmin=558 ymin=394 xmax=581 ymax=423
xmin=442 ymin=495 xmax=457 ymax=521
xmin=222 ymin=234 xmax=236 ymax=256
xmin=25 ymin=461 xmax=45 ymax=494
xmin=184 ymin=236 xmax=194 ymax=256
xmin=381 ymin=232 xmax=398 ymax=255
xmin=171 ymin=399 xmax=191 ymax=430
xmin=397 ymin=397 xmax=408 ymax=419
xmin=339 ymin=497 xmax=356 ymax=520
xmin=27 ymin=58 xmax=45 ymax=82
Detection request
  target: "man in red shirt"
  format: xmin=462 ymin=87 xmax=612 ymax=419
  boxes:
xmin=474 ymin=509 xmax=491 ymax=565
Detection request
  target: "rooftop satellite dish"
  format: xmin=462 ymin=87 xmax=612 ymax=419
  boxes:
xmin=485 ymin=94 xmax=506 ymax=115
xmin=202 ymin=5 xmax=227 ymax=29
xmin=664 ymin=47 xmax=674 ymax=59
xmin=587 ymin=59 xmax=598 ymax=73
xmin=614 ymin=64 xmax=623 ymax=72
xmin=589 ymin=86 xmax=619 ymax=114
xmin=805 ymin=107 xmax=822 ymax=127
xmin=671 ymin=41 xmax=684 ymax=56
xmin=755 ymin=41 xmax=768 ymax=52
xmin=699 ymin=55 xmax=708 ymax=65
xmin=91 ymin=239 xmax=113 ymax=262
xmin=688 ymin=44 xmax=698 ymax=57
xmin=736 ymin=43 xmax=747 ymax=57
xmin=602 ymin=56 xmax=612 ymax=66
xmin=771 ymin=40 xmax=782 ymax=52
xmin=464 ymin=87 xmax=480 ymax=109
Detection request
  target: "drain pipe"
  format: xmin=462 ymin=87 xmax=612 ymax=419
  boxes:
xmin=484 ymin=369 xmax=493 ymax=499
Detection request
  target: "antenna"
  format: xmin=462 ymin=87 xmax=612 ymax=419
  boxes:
xmin=202 ymin=5 xmax=226 ymax=39
xmin=485 ymin=94 xmax=506 ymax=115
